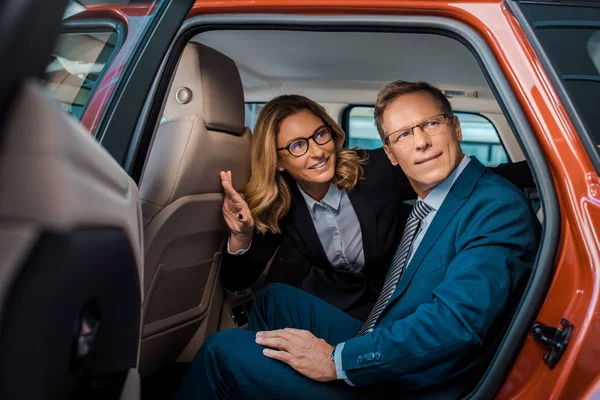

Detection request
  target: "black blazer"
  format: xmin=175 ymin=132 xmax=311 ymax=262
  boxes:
xmin=221 ymin=148 xmax=531 ymax=321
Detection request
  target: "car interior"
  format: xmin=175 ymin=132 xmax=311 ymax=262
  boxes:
xmin=137 ymin=29 xmax=544 ymax=398
xmin=34 ymin=23 xmax=550 ymax=399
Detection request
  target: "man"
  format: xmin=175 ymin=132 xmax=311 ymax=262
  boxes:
xmin=175 ymin=81 xmax=539 ymax=399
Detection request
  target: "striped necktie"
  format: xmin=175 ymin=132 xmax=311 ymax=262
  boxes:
xmin=357 ymin=200 xmax=432 ymax=336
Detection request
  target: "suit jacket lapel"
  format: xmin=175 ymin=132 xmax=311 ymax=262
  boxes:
xmin=347 ymin=187 xmax=377 ymax=269
xmin=288 ymin=182 xmax=331 ymax=268
xmin=384 ymin=158 xmax=486 ymax=308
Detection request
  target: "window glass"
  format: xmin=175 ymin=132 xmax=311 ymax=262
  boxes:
xmin=520 ymin=2 xmax=600 ymax=161
xmin=245 ymin=103 xmax=266 ymax=129
xmin=43 ymin=0 xmax=175 ymax=141
xmin=346 ymin=107 xmax=508 ymax=167
xmin=44 ymin=31 xmax=118 ymax=121
xmin=346 ymin=106 xmax=381 ymax=150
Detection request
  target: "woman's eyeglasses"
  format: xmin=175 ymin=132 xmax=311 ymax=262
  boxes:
xmin=276 ymin=125 xmax=334 ymax=157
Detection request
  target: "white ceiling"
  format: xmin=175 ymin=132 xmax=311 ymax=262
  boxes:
xmin=193 ymin=30 xmax=498 ymax=111
xmin=190 ymin=29 xmax=522 ymax=159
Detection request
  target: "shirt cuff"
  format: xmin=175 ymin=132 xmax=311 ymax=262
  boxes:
xmin=334 ymin=342 xmax=355 ymax=386
xmin=227 ymin=236 xmax=251 ymax=255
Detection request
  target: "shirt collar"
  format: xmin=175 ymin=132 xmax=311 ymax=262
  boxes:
xmin=297 ymin=183 xmax=343 ymax=214
xmin=420 ymin=154 xmax=471 ymax=211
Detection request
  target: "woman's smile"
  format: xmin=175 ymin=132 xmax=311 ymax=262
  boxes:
xmin=308 ymin=156 xmax=330 ymax=171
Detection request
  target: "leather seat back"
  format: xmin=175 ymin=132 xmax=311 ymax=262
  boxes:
xmin=138 ymin=42 xmax=251 ymax=376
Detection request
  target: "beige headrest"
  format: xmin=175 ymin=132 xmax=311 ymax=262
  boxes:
xmin=163 ymin=42 xmax=245 ymax=135
xmin=139 ymin=43 xmax=251 ymax=216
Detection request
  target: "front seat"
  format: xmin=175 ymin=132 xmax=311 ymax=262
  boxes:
xmin=138 ymin=42 xmax=251 ymax=376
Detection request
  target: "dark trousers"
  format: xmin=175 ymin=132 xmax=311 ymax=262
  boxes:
xmin=173 ymin=283 xmax=394 ymax=400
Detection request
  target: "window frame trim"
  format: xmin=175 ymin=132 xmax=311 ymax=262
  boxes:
xmin=509 ymin=0 xmax=600 ymax=173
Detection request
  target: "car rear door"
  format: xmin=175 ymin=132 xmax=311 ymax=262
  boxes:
xmin=0 ymin=0 xmax=194 ymax=399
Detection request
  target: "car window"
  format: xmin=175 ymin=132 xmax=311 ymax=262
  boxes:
xmin=346 ymin=106 xmax=509 ymax=167
xmin=41 ymin=1 xmax=186 ymax=130
xmin=44 ymin=30 xmax=119 ymax=120
xmin=38 ymin=0 xmax=196 ymax=168
xmin=245 ymin=103 xmax=266 ymax=129
xmin=519 ymin=2 xmax=600 ymax=163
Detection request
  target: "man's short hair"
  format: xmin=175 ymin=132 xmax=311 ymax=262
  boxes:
xmin=374 ymin=81 xmax=454 ymax=140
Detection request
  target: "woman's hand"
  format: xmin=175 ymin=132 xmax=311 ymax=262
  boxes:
xmin=220 ymin=170 xmax=254 ymax=251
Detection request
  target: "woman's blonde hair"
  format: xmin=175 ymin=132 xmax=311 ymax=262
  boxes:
xmin=247 ymin=95 xmax=367 ymax=234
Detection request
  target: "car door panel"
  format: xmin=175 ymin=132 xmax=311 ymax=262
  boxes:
xmin=135 ymin=40 xmax=252 ymax=373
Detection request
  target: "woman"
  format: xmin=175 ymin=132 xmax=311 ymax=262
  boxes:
xmin=219 ymin=95 xmax=527 ymax=321
xmin=218 ymin=95 xmax=411 ymax=321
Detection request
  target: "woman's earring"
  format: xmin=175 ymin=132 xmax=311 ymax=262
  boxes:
xmin=278 ymin=166 xmax=284 ymax=172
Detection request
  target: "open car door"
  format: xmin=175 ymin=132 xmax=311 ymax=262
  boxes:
xmin=0 ymin=0 xmax=193 ymax=399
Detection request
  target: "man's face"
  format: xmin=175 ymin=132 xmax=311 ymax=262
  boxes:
xmin=382 ymin=91 xmax=464 ymax=198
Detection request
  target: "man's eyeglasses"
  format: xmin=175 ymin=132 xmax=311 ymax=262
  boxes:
xmin=384 ymin=113 xmax=455 ymax=147
xmin=276 ymin=125 xmax=334 ymax=157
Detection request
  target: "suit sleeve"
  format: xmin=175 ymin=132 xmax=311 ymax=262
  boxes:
xmin=220 ymin=230 xmax=284 ymax=291
xmin=339 ymin=187 xmax=538 ymax=387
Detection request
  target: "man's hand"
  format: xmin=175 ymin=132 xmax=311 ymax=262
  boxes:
xmin=255 ymin=328 xmax=337 ymax=382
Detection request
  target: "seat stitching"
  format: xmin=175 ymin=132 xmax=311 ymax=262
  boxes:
xmin=167 ymin=115 xmax=199 ymax=204
xmin=160 ymin=115 xmax=196 ymax=127
xmin=192 ymin=42 xmax=208 ymax=126
xmin=141 ymin=199 xmax=164 ymax=208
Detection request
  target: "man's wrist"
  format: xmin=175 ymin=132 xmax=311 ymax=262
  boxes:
xmin=327 ymin=345 xmax=338 ymax=381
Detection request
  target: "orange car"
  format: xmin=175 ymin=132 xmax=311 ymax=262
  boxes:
xmin=0 ymin=0 xmax=599 ymax=399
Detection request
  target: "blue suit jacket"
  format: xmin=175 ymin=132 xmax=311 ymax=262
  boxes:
xmin=340 ymin=158 xmax=539 ymax=391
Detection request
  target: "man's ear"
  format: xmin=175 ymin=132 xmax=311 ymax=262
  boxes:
xmin=383 ymin=144 xmax=399 ymax=166
xmin=453 ymin=116 xmax=463 ymax=141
